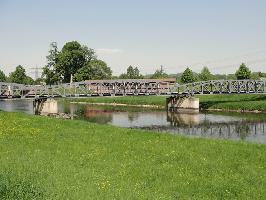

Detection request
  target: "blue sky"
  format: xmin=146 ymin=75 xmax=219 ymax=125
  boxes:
xmin=1 ymin=0 xmax=266 ymax=77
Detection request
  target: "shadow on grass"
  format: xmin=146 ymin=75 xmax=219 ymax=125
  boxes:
xmin=0 ymin=174 xmax=44 ymax=200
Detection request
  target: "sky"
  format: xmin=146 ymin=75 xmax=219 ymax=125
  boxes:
xmin=0 ymin=0 xmax=266 ymax=78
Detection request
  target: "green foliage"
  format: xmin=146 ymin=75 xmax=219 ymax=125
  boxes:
xmin=251 ymin=72 xmax=261 ymax=80
xmin=119 ymin=66 xmax=143 ymax=79
xmin=226 ymin=74 xmax=237 ymax=80
xmin=150 ymin=68 xmax=168 ymax=79
xmin=0 ymin=111 xmax=266 ymax=199
xmin=9 ymin=65 xmax=33 ymax=84
xmin=0 ymin=69 xmax=7 ymax=82
xmin=42 ymin=41 xmax=110 ymax=83
xmin=74 ymin=60 xmax=112 ymax=81
xmin=235 ymin=63 xmax=251 ymax=80
xmin=257 ymin=72 xmax=266 ymax=78
xmin=180 ymin=67 xmax=195 ymax=83
xmin=199 ymin=67 xmax=214 ymax=81
xmin=42 ymin=42 xmax=60 ymax=85
xmin=60 ymin=41 xmax=98 ymax=82
xmin=57 ymin=41 xmax=89 ymax=82
xmin=34 ymin=78 xmax=45 ymax=85
xmin=214 ymin=74 xmax=227 ymax=80
xmin=25 ymin=76 xmax=34 ymax=85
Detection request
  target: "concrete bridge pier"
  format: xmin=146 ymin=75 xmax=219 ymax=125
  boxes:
xmin=33 ymin=98 xmax=47 ymax=114
xmin=166 ymin=95 xmax=199 ymax=112
xmin=33 ymin=98 xmax=58 ymax=115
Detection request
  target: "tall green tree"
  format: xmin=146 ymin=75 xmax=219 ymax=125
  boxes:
xmin=56 ymin=41 xmax=96 ymax=83
xmin=119 ymin=66 xmax=143 ymax=79
xmin=181 ymin=67 xmax=195 ymax=83
xmin=199 ymin=67 xmax=214 ymax=81
xmin=235 ymin=63 xmax=251 ymax=80
xmin=74 ymin=60 xmax=112 ymax=81
xmin=150 ymin=66 xmax=168 ymax=79
xmin=42 ymin=42 xmax=60 ymax=85
xmin=9 ymin=65 xmax=32 ymax=84
xmin=0 ymin=69 xmax=7 ymax=82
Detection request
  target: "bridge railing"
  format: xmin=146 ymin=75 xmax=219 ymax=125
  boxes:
xmin=1 ymin=79 xmax=265 ymax=98
xmin=170 ymin=80 xmax=266 ymax=95
xmin=0 ymin=79 xmax=176 ymax=98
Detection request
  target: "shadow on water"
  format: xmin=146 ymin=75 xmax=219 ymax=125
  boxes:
xmin=1 ymin=99 xmax=266 ymax=143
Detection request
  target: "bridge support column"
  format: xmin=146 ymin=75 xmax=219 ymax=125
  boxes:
xmin=33 ymin=98 xmax=58 ymax=115
xmin=166 ymin=95 xmax=199 ymax=112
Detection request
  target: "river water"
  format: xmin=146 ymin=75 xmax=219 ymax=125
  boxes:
xmin=1 ymin=99 xmax=266 ymax=144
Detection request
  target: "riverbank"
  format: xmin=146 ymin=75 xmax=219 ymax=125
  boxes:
xmin=0 ymin=111 xmax=265 ymax=199
xmin=64 ymin=94 xmax=266 ymax=112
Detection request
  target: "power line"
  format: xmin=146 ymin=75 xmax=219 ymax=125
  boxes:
xmin=29 ymin=66 xmax=43 ymax=80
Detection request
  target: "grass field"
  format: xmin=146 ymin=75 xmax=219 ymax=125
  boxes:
xmin=64 ymin=93 xmax=266 ymax=111
xmin=0 ymin=111 xmax=266 ymax=199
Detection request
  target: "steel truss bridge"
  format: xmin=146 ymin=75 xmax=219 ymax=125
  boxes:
xmin=0 ymin=79 xmax=265 ymax=99
xmin=0 ymin=79 xmax=175 ymax=98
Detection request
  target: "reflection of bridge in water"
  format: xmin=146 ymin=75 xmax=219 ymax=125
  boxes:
xmin=1 ymin=79 xmax=265 ymax=98
xmin=166 ymin=112 xmax=266 ymax=140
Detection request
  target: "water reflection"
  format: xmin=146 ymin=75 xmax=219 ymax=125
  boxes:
xmin=0 ymin=99 xmax=266 ymax=143
xmin=163 ymin=111 xmax=266 ymax=142
xmin=0 ymin=99 xmax=34 ymax=114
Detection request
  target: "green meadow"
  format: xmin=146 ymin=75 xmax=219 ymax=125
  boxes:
xmin=65 ymin=93 xmax=266 ymax=111
xmin=0 ymin=111 xmax=266 ymax=199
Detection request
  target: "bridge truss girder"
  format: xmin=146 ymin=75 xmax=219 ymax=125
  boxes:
xmin=171 ymin=80 xmax=266 ymax=95
xmin=0 ymin=79 xmax=175 ymax=98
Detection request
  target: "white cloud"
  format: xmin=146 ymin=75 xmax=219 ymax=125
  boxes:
xmin=96 ymin=48 xmax=123 ymax=54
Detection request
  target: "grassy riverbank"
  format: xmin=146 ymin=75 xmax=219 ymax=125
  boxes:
xmin=0 ymin=111 xmax=266 ymax=199
xmin=65 ymin=94 xmax=266 ymax=111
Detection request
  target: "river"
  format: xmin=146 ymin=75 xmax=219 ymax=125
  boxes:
xmin=1 ymin=99 xmax=266 ymax=144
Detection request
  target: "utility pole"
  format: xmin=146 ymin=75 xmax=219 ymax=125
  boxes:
xmin=160 ymin=65 xmax=164 ymax=73
xmin=29 ymin=66 xmax=43 ymax=80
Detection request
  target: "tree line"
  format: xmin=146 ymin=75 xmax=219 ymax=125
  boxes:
xmin=0 ymin=65 xmax=34 ymax=84
xmin=0 ymin=41 xmax=265 ymax=84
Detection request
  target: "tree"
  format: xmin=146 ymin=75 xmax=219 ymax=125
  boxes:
xmin=34 ymin=77 xmax=45 ymax=85
xmin=119 ymin=73 xmax=128 ymax=79
xmin=180 ymin=67 xmax=195 ymax=83
xmin=9 ymin=65 xmax=28 ymax=84
xmin=0 ymin=69 xmax=7 ymax=82
xmin=235 ymin=63 xmax=251 ymax=80
xmin=199 ymin=67 xmax=214 ymax=81
xmin=214 ymin=74 xmax=226 ymax=80
xmin=56 ymin=41 xmax=96 ymax=83
xmin=119 ymin=66 xmax=143 ymax=79
xmin=74 ymin=60 xmax=112 ymax=81
xmin=150 ymin=66 xmax=168 ymax=79
xmin=42 ymin=42 xmax=60 ymax=85
xmin=25 ymin=76 xmax=34 ymax=85
xmin=250 ymin=72 xmax=261 ymax=80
